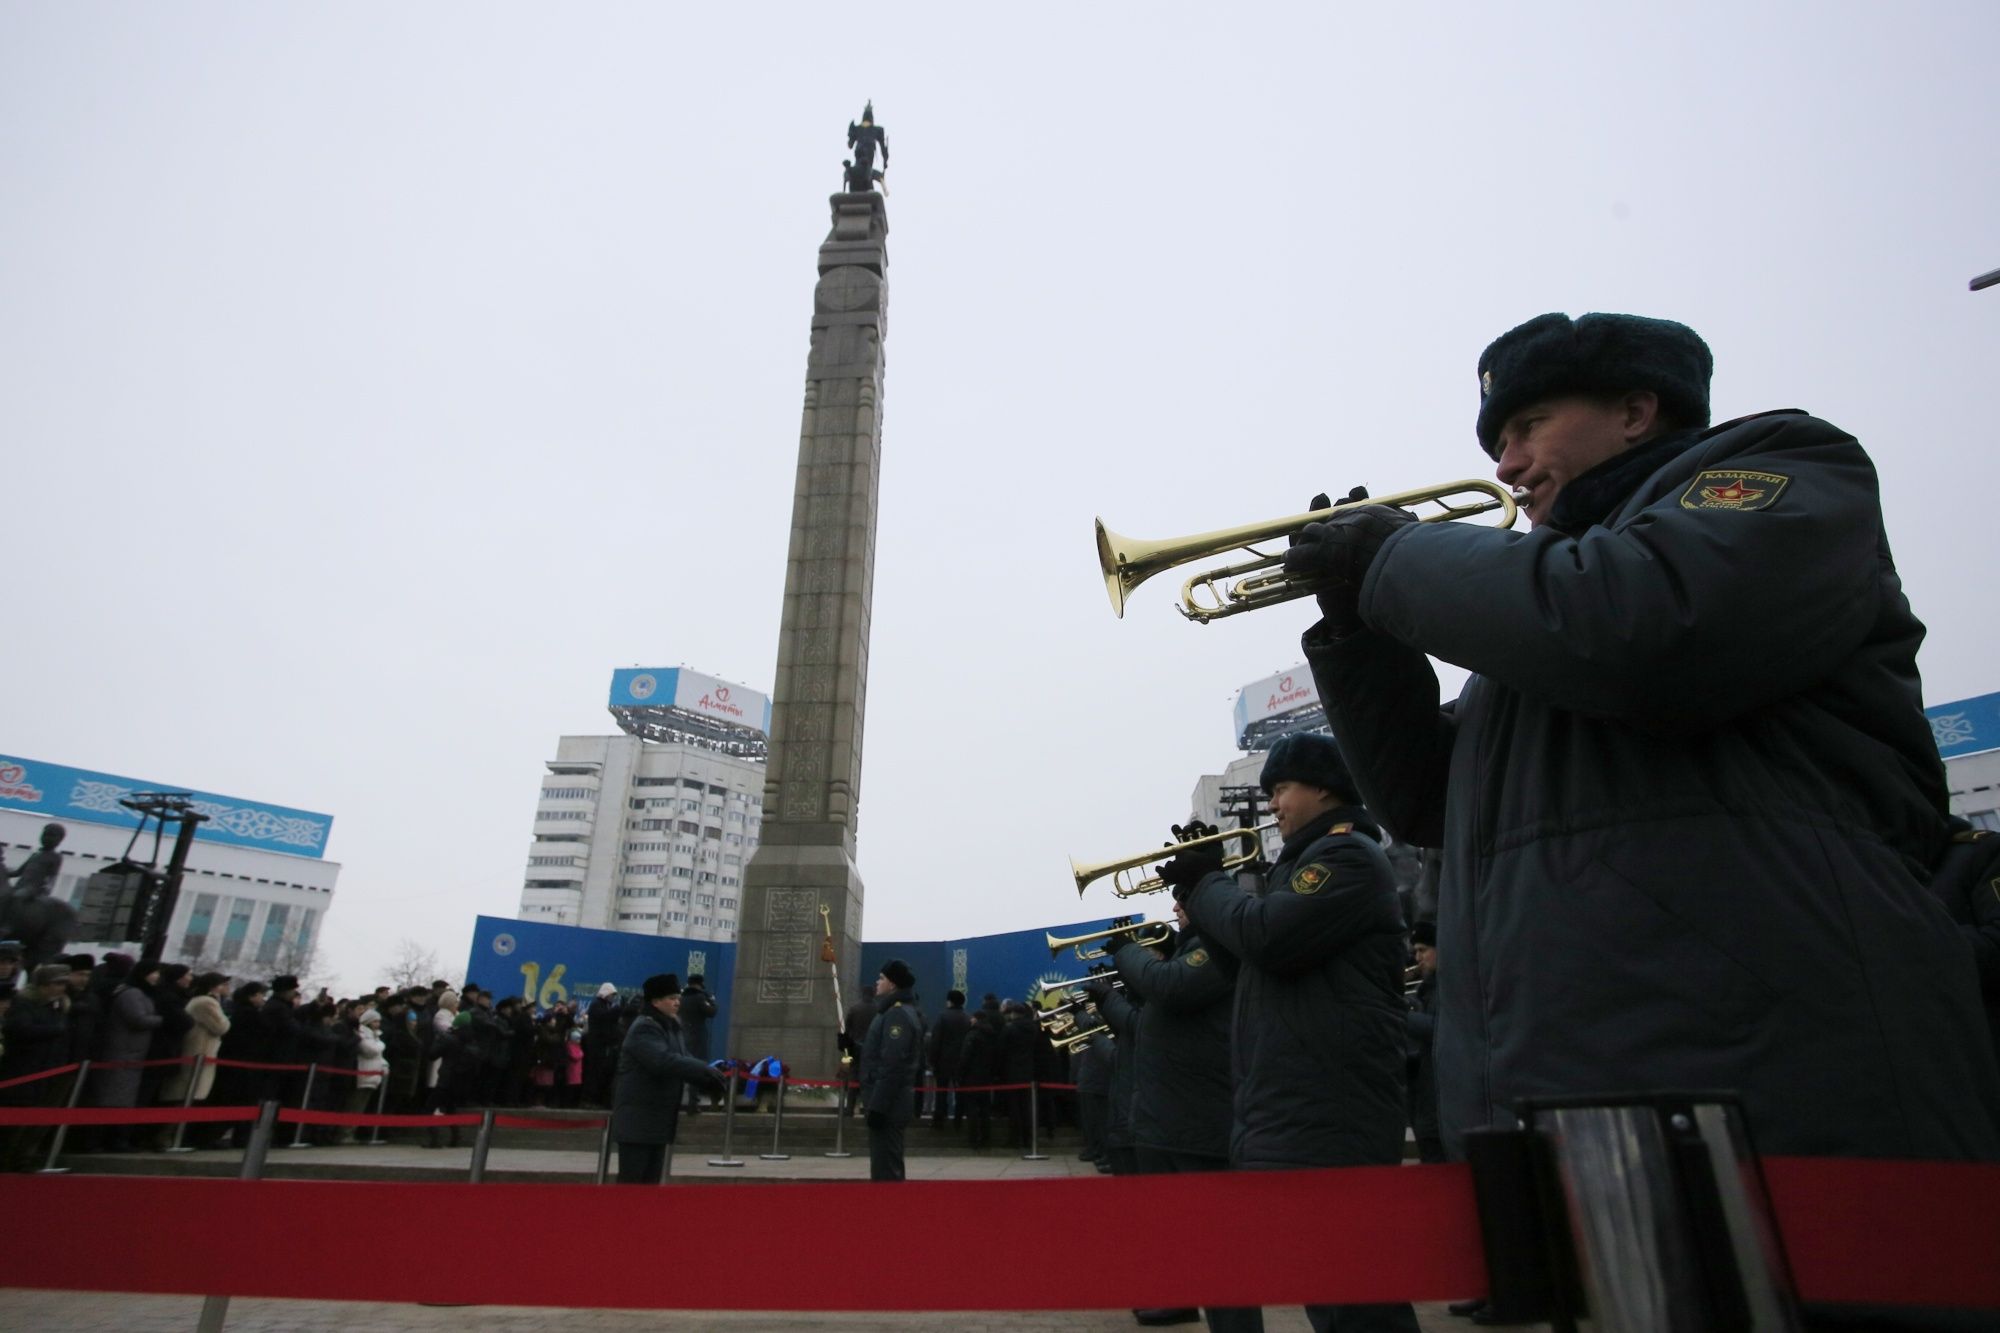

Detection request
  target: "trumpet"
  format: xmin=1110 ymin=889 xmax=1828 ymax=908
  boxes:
xmin=1072 ymin=821 xmax=1276 ymax=898
xmin=1049 ymin=1022 xmax=1111 ymax=1052
xmin=1095 ymin=479 xmax=1522 ymax=622
xmin=1035 ymin=970 xmax=1123 ymax=999
xmin=1046 ymin=917 xmax=1174 ymax=960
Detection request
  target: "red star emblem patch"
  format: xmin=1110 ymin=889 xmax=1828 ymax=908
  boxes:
xmin=1679 ymin=469 xmax=1790 ymax=512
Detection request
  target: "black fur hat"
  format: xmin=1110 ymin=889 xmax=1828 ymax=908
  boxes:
xmin=1259 ymin=731 xmax=1358 ymax=802
xmin=879 ymin=958 xmax=915 ymax=991
xmin=642 ymin=973 xmax=682 ymax=1001
xmin=1475 ymin=312 xmax=1712 ymax=458
xmin=1411 ymin=920 xmax=1437 ymax=948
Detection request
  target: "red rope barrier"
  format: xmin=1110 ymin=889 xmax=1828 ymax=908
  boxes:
xmin=492 ymin=1114 xmax=605 ymax=1132
xmin=0 ymin=1105 xmax=258 ymax=1126
xmin=0 ymin=1062 xmax=80 ymax=1091
xmin=278 ymin=1109 xmax=482 ymax=1129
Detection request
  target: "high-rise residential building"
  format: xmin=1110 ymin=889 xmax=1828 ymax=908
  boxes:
xmin=518 ymin=668 xmax=770 ymax=942
xmin=0 ymin=753 xmax=338 ymax=972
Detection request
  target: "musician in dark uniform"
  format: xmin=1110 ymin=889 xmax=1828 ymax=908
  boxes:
xmin=1109 ymin=903 xmax=1255 ymax=1333
xmin=858 ymin=958 xmax=924 ymax=1181
xmin=1279 ymin=311 xmax=2000 ymax=1170
xmin=1163 ymin=732 xmax=1416 ymax=1333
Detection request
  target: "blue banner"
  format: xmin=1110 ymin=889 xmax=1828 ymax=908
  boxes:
xmin=0 ymin=753 xmax=332 ymax=858
xmin=466 ymin=915 xmax=737 ymax=1052
xmin=1929 ymin=693 xmax=2000 ymax=760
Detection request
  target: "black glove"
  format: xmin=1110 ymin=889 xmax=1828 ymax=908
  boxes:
xmin=1156 ymin=827 xmax=1227 ymax=896
xmin=1282 ymin=495 xmax=1416 ymax=635
xmin=1078 ymin=979 xmax=1110 ymax=1002
xmin=702 ymin=1069 xmax=729 ymax=1097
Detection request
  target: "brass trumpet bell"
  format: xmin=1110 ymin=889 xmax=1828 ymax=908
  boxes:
xmin=1096 ymin=478 xmax=1521 ymax=622
xmin=1046 ymin=918 xmax=1173 ymax=960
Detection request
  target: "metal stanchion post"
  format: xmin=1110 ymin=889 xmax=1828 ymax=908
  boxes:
xmin=760 ymin=1068 xmax=792 ymax=1161
xmin=468 ymin=1109 xmax=497 ymax=1183
xmin=594 ymin=1111 xmax=614 ymax=1185
xmin=660 ymin=1139 xmax=676 ymax=1183
xmin=38 ymin=1060 xmax=91 ymax=1174
xmin=199 ymin=1101 xmax=279 ymax=1333
xmin=824 ymin=1072 xmax=853 ymax=1158
xmin=166 ymin=1055 xmax=203 ymax=1153
xmin=707 ymin=1066 xmax=745 ymax=1167
xmin=287 ymin=1063 xmax=318 ymax=1148
xmin=366 ymin=1075 xmax=391 ymax=1146
xmin=1021 ymin=1079 xmax=1049 ymax=1161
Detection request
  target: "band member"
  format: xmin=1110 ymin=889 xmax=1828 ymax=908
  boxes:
xmin=1108 ymin=905 xmax=1253 ymax=1333
xmin=1163 ymin=732 xmax=1416 ymax=1333
xmin=859 ymin=959 xmax=925 ymax=1181
xmin=1280 ymin=311 xmax=2000 ymax=1165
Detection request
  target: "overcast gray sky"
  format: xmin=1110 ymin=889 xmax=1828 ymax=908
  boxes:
xmin=5 ymin=3 xmax=1996 ymax=995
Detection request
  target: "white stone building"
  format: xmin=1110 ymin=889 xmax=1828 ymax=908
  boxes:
xmin=517 ymin=668 xmax=769 ymax=942
xmin=0 ymin=754 xmax=337 ymax=972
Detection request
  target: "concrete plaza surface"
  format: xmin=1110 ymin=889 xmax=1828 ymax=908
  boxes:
xmin=0 ymin=1290 xmax=1486 ymax=1331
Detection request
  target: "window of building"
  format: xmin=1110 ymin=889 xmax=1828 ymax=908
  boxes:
xmin=635 ymin=777 xmax=673 ymax=787
xmin=635 ymin=818 xmax=669 ymax=831
xmin=538 ymin=810 xmax=589 ymax=821
xmin=627 ymin=864 xmax=666 ymax=875
xmin=220 ymin=899 xmax=254 ymax=963
xmin=720 ymin=897 xmax=737 ymax=911
xmin=181 ymin=892 xmax=219 ymax=958
xmin=668 ymin=911 xmax=688 ymax=923
xmin=1970 ymin=810 xmax=2000 ymax=832
xmin=256 ymin=904 xmax=291 ymax=966
xmin=295 ymin=908 xmax=318 ymax=958
xmin=671 ymin=866 xmax=693 ymax=879
xmin=542 ymin=786 xmax=595 ymax=800
xmin=529 ymin=855 xmax=579 ymax=867
xmin=671 ymin=889 xmax=690 ymax=903
xmin=681 ymin=799 xmax=700 ymax=812
xmin=677 ymin=820 xmax=700 ymax=835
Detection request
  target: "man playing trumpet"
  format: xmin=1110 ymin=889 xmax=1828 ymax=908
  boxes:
xmin=1277 ymin=312 xmax=2000 ymax=1169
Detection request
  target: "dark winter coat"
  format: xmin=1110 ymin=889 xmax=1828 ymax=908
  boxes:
xmin=1181 ymin=808 xmax=1409 ymax=1169
xmin=1110 ymin=929 xmax=1235 ymax=1160
xmin=0 ymin=994 xmax=70 ymax=1101
xmin=1406 ymin=974 xmax=1439 ymax=1141
xmin=611 ymin=1007 xmax=716 ymax=1145
xmin=90 ymin=981 xmax=163 ymax=1108
xmin=859 ymin=989 xmax=925 ymax=1126
xmin=927 ymin=1004 xmax=973 ymax=1078
xmin=1093 ymin=986 xmax=1139 ymax=1152
xmin=998 ymin=1011 xmax=1037 ymax=1083
xmin=1315 ymin=409 xmax=2000 ymax=1162
xmin=679 ymin=984 xmax=717 ymax=1061
xmin=958 ymin=1011 xmax=1001 ymax=1087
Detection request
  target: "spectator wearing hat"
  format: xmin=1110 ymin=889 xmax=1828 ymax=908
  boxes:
xmin=926 ymin=988 xmax=972 ymax=1130
xmin=1282 ymin=311 xmax=2000 ymax=1167
xmin=89 ymin=958 xmax=165 ymax=1151
xmin=0 ymin=963 xmax=72 ymax=1170
xmin=1163 ymin=731 xmax=1417 ymax=1333
xmin=611 ymin=973 xmax=725 ymax=1184
xmin=1404 ymin=922 xmax=1442 ymax=1165
xmin=859 ymin=959 xmax=925 ymax=1181
xmin=160 ymin=972 xmax=231 ymax=1109
xmin=582 ymin=982 xmax=623 ymax=1108
xmin=678 ymin=972 xmax=718 ymax=1113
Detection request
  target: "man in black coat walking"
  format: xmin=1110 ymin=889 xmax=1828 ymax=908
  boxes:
xmin=925 ymin=988 xmax=972 ymax=1129
xmin=679 ymin=973 xmax=718 ymax=1112
xmin=612 ymin=973 xmax=725 ymax=1185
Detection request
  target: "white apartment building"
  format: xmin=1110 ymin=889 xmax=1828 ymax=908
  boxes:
xmin=518 ymin=668 xmax=770 ymax=943
xmin=0 ymin=753 xmax=337 ymax=972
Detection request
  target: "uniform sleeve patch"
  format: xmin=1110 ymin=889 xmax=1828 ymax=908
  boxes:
xmin=888 ymin=1024 xmax=905 ymax=1039
xmin=1183 ymin=948 xmax=1210 ymax=967
xmin=1290 ymin=863 xmax=1330 ymax=895
xmin=1679 ymin=469 xmax=1790 ymax=511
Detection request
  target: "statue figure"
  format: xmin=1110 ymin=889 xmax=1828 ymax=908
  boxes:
xmin=844 ymin=101 xmax=888 ymax=192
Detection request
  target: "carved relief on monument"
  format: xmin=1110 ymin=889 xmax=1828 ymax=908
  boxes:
xmin=763 ymin=888 xmax=820 ymax=932
xmin=758 ymin=978 xmax=814 ymax=1004
xmin=816 ymin=266 xmax=882 ymax=314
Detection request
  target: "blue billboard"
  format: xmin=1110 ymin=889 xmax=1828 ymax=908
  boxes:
xmin=1929 ymin=693 xmax=2000 ymax=760
xmin=608 ymin=667 xmax=772 ymax=735
xmin=0 ymin=753 xmax=332 ymax=858
xmin=467 ymin=915 xmax=737 ymax=1051
xmin=861 ymin=915 xmax=1140 ymax=1014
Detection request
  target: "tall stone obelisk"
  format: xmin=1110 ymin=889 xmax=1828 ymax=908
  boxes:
xmin=730 ymin=187 xmax=888 ymax=1079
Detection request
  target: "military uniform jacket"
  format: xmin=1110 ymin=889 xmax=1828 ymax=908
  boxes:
xmin=1313 ymin=410 xmax=2000 ymax=1162
xmin=1111 ymin=929 xmax=1234 ymax=1159
xmin=859 ymin=989 xmax=925 ymax=1126
xmin=611 ymin=1009 xmax=714 ymax=1145
xmin=1095 ymin=987 xmax=1139 ymax=1151
xmin=1181 ymin=809 xmax=1409 ymax=1168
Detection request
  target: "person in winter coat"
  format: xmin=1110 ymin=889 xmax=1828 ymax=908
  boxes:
xmin=582 ymin=982 xmax=623 ymax=1108
xmin=926 ymin=988 xmax=972 ymax=1129
xmin=0 ymin=963 xmax=72 ymax=1170
xmin=611 ymin=973 xmax=725 ymax=1184
xmin=378 ymin=993 xmax=423 ymax=1117
xmin=997 ymin=1000 xmax=1038 ymax=1147
xmin=340 ymin=1007 xmax=387 ymax=1143
xmin=957 ymin=1005 xmax=1001 ymax=1149
xmin=160 ymin=972 xmax=231 ymax=1106
xmin=1404 ymin=922 xmax=1442 ymax=1165
xmin=1283 ymin=311 xmax=2000 ymax=1167
xmin=90 ymin=959 xmax=164 ymax=1151
xmin=209 ymin=981 xmax=270 ymax=1149
xmin=839 ymin=981 xmax=877 ymax=1115
xmin=1165 ymin=732 xmax=1417 ymax=1333
xmin=858 ymin=959 xmax=925 ymax=1181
